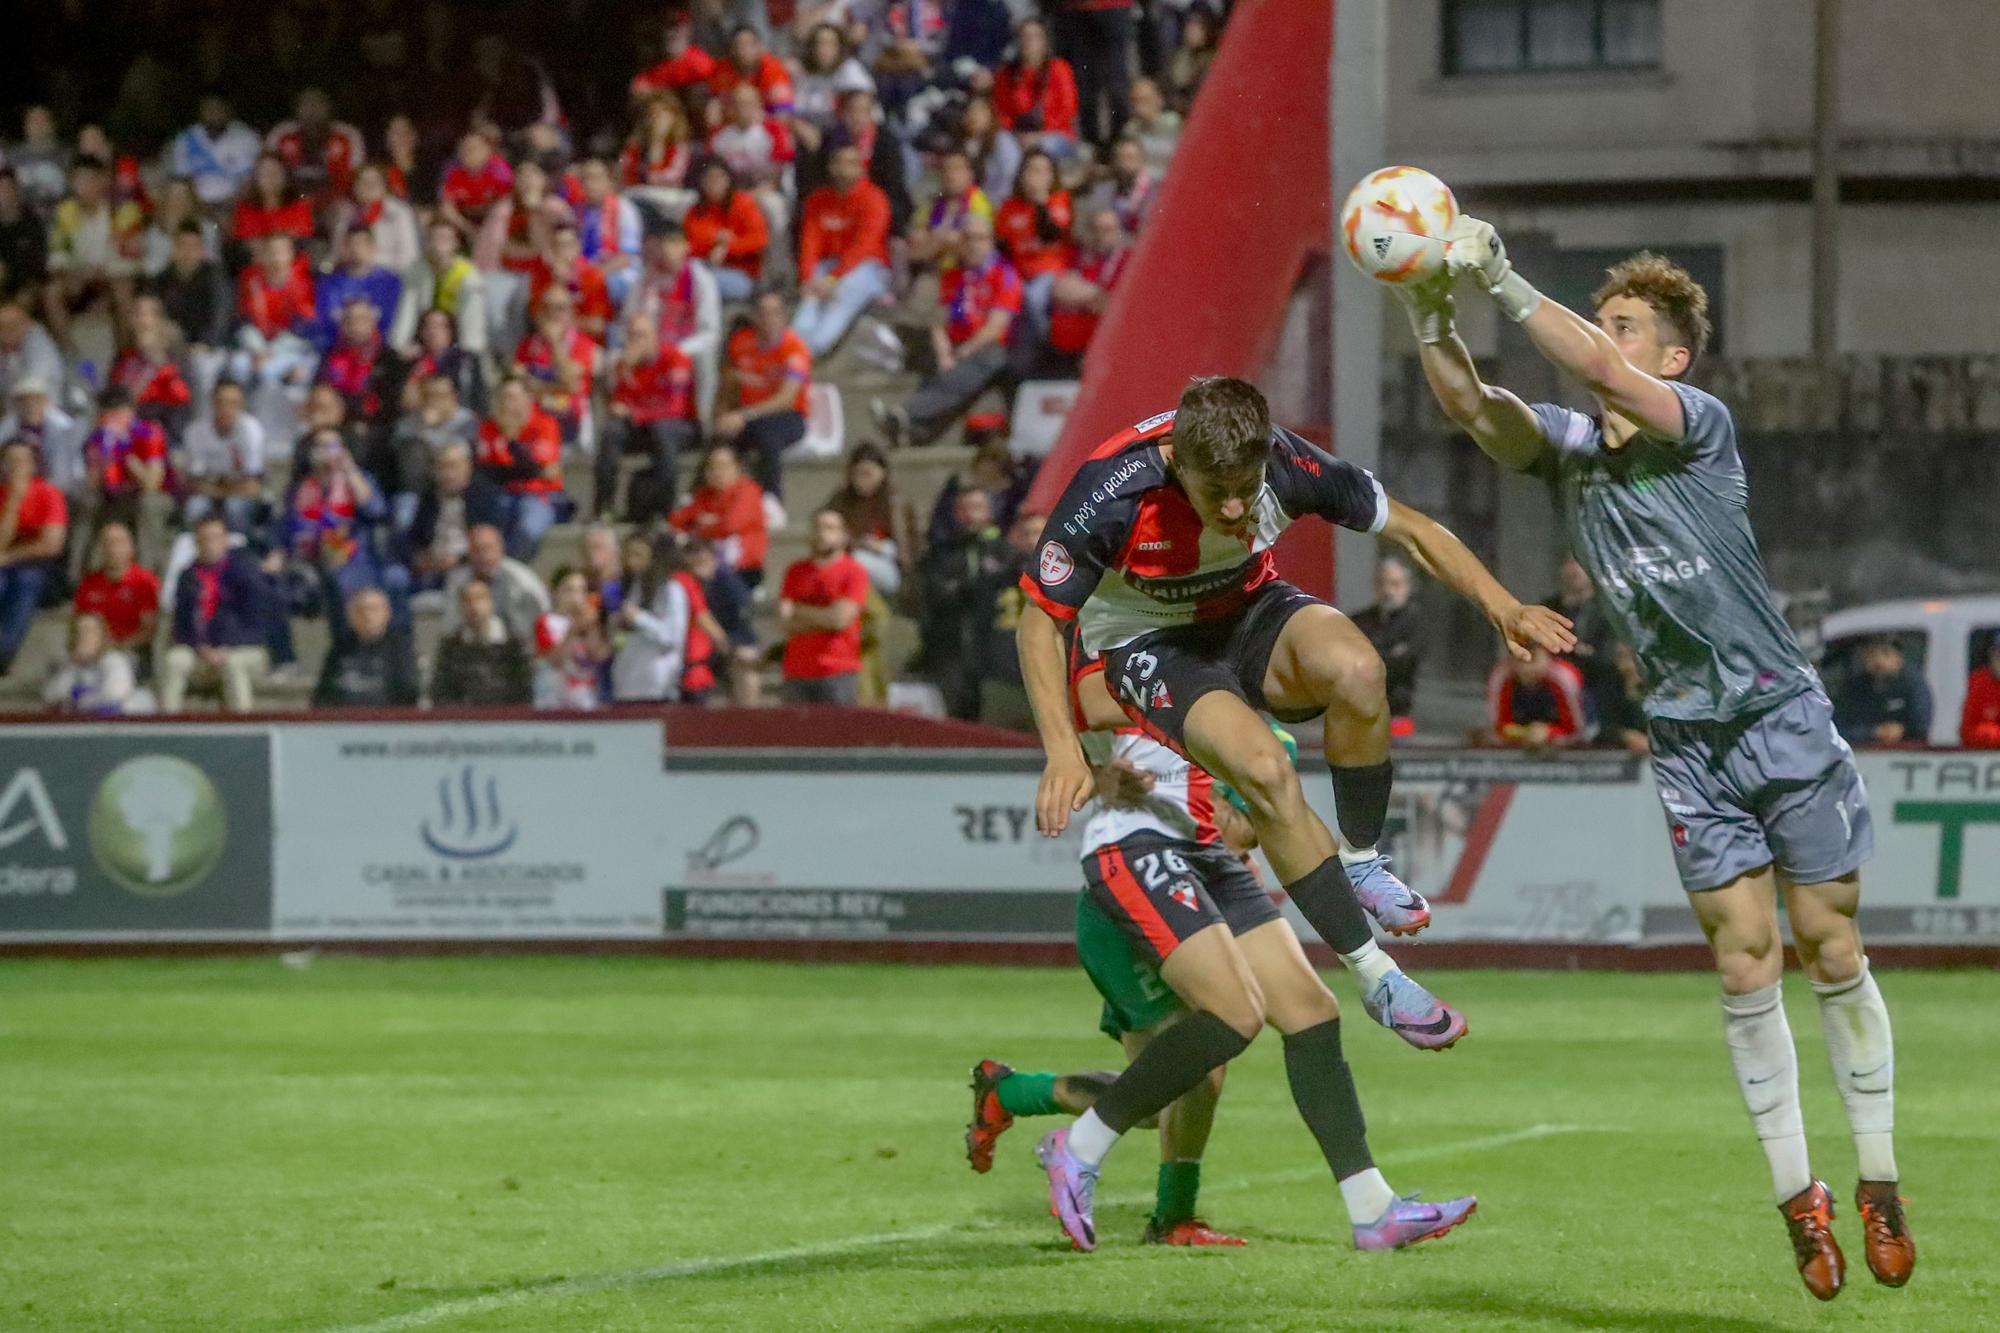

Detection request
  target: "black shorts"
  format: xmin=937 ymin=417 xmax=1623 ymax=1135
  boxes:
xmin=1103 ymin=580 xmax=1325 ymax=756
xmin=1081 ymin=831 xmax=1282 ymax=965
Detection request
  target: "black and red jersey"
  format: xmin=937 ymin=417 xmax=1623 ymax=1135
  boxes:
xmin=1021 ymin=409 xmax=1387 ymax=651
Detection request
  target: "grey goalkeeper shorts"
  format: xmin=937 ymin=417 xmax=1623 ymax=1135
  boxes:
xmin=1647 ymin=687 xmax=1874 ymax=892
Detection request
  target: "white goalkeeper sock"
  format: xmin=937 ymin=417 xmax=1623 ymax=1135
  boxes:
xmin=1338 ymin=938 xmax=1398 ymax=989
xmin=1812 ymin=958 xmax=1898 ymax=1182
xmin=1067 ymin=1109 xmax=1119 ymax=1168
xmin=1720 ymin=983 xmax=1813 ymax=1203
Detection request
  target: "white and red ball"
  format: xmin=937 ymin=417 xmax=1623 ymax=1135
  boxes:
xmin=1339 ymin=166 xmax=1459 ymax=285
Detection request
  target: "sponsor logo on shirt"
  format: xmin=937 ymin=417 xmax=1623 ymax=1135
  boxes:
xmin=1603 ymin=544 xmax=1715 ymax=593
xmin=1133 ymin=410 xmax=1175 ymax=433
xmin=1136 ymin=540 xmax=1172 ymax=552
xmin=1038 ymin=540 xmax=1075 ymax=585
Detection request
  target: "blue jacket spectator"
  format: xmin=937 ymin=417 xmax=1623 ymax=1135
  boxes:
xmin=311 ymin=229 xmax=402 ymax=352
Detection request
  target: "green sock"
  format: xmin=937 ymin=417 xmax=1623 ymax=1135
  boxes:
xmin=995 ymin=1071 xmax=1062 ymax=1117
xmin=1153 ymin=1159 xmax=1202 ymax=1227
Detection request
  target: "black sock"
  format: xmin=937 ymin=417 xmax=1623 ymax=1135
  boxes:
xmin=1284 ymin=856 xmax=1372 ymax=954
xmin=1282 ymin=1019 xmax=1374 ymax=1179
xmin=1328 ymin=760 xmax=1394 ymax=850
xmin=1092 ymin=1011 xmax=1250 ymax=1135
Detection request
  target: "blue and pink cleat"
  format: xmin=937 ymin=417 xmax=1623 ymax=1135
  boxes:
xmin=1034 ymin=1127 xmax=1100 ymax=1251
xmin=1344 ymin=851 xmax=1432 ymax=936
xmin=1362 ymin=969 xmax=1469 ymax=1051
xmin=1352 ymin=1192 xmax=1479 ymax=1251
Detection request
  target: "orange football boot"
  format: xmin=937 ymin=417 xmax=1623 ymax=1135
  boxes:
xmin=1142 ymin=1217 xmax=1248 ymax=1247
xmin=964 ymin=1059 xmax=1014 ymax=1173
xmin=1855 ymin=1180 xmax=1915 ymax=1287
xmin=1780 ymin=1179 xmax=1846 ymax=1301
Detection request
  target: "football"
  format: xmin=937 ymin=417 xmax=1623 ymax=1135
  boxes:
xmin=1339 ymin=165 xmax=1460 ymax=285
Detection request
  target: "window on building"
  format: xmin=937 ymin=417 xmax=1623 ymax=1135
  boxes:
xmin=1443 ymin=0 xmax=1662 ymax=76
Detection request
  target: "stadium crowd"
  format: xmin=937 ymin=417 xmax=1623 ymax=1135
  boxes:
xmin=0 ymin=0 xmax=1226 ymax=719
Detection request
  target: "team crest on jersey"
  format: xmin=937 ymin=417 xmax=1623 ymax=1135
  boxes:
xmin=1169 ymin=880 xmax=1198 ymax=911
xmin=1038 ymin=541 xmax=1074 ymax=585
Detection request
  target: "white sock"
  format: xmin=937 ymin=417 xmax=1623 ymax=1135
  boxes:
xmin=1337 ymin=1167 xmax=1397 ymax=1226
xmin=1067 ymin=1108 xmax=1120 ymax=1168
xmin=1721 ymin=983 xmax=1813 ymax=1203
xmin=1812 ymin=957 xmax=1898 ymax=1182
xmin=1338 ymin=937 xmax=1398 ymax=988
xmin=1337 ymin=845 xmax=1379 ymax=867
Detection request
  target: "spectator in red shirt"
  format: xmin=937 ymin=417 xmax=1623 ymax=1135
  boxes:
xmin=876 ymin=213 xmax=1019 ymax=448
xmin=598 ymin=315 xmax=697 ymax=523
xmin=710 ymin=25 xmax=796 ymax=115
xmin=683 ymin=160 xmax=769 ymax=303
xmin=620 ymin=94 xmax=697 ymax=222
xmin=109 ymin=294 xmax=194 ymax=443
xmin=993 ymin=149 xmax=1074 ymax=345
xmin=630 ymin=18 xmax=717 ymax=102
xmin=792 ymin=145 xmax=891 ymax=357
xmin=438 ymin=132 xmax=515 ymax=247
xmin=707 ymin=85 xmax=796 ymax=249
xmin=230 ymin=154 xmax=316 ymax=263
xmin=719 ymin=290 xmax=811 ymax=498
xmin=477 ymin=376 xmax=566 ymax=561
xmin=75 ymin=385 xmax=172 ymax=576
xmin=513 ymin=287 xmax=600 ymax=448
xmin=779 ymin=507 xmax=869 ymax=705
xmin=231 ymin=233 xmax=319 ymax=423
xmin=993 ymin=19 xmax=1081 ymax=155
xmin=1044 ymin=205 xmax=1130 ymax=368
xmin=1961 ymin=638 xmax=2000 ymax=748
xmin=669 ymin=444 xmax=768 ymax=587
xmin=634 ymin=224 xmax=723 ymax=426
xmin=1488 ymin=647 xmax=1590 ymax=749
xmin=527 ymin=222 xmax=612 ymax=342
xmin=315 ymin=297 xmax=394 ymax=441
xmin=0 ymin=439 xmax=67 ymax=671
xmin=267 ymin=87 xmax=366 ymax=214
xmin=73 ymin=519 xmax=159 ymax=662
xmin=477 ymin=158 xmax=573 ymax=278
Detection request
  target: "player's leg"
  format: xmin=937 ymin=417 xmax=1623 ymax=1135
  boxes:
xmin=1743 ymin=692 xmax=1910 ymax=1288
xmin=1177 ymin=685 xmax=1465 ymax=1048
xmin=1686 ymin=862 xmax=1844 ymax=1300
xmin=967 ymin=894 xmax=1173 ymax=1173
xmin=1259 ymin=599 xmax=1429 ymax=935
xmin=1122 ymin=1023 xmax=1244 ymax=1246
xmin=1231 ymin=914 xmax=1477 ymax=1249
xmin=1784 ymin=872 xmax=1912 ymax=1287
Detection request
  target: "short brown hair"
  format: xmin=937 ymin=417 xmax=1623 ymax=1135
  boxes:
xmin=1172 ymin=377 xmax=1270 ymax=481
xmin=1593 ymin=252 xmax=1712 ymax=367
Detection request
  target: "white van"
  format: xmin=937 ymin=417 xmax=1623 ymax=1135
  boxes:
xmin=1815 ymin=596 xmax=2000 ymax=746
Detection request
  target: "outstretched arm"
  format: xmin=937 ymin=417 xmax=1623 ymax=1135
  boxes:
xmin=1446 ymin=218 xmax=1688 ymax=442
xmin=1404 ymin=289 xmax=1548 ymax=473
xmin=1380 ymin=497 xmax=1576 ymax=663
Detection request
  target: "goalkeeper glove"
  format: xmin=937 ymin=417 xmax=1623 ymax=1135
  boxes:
xmin=1445 ymin=216 xmax=1542 ymax=323
xmin=1393 ymin=271 xmax=1456 ymax=345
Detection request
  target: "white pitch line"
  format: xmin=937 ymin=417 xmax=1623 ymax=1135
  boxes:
xmin=320 ymin=1122 xmax=1598 ymax=1333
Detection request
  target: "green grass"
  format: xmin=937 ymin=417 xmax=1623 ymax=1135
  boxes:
xmin=2 ymin=958 xmax=1995 ymax=1332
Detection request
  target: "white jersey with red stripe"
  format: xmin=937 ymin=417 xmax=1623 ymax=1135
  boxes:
xmin=1080 ymin=730 xmax=1222 ymax=854
xmin=1021 ymin=409 xmax=1390 ymax=653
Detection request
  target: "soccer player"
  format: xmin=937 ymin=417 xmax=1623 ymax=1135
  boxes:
xmin=983 ymin=706 xmax=1475 ymax=1251
xmin=967 ymin=737 xmax=1256 ymax=1248
xmin=1017 ymin=379 xmax=1572 ymax=1250
xmin=1400 ymin=226 xmax=1912 ymax=1299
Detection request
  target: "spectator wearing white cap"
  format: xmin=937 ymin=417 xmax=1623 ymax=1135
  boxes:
xmin=0 ymin=375 xmax=84 ymax=494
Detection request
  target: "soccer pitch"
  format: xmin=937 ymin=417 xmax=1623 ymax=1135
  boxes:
xmin=3 ymin=958 xmax=1994 ymax=1332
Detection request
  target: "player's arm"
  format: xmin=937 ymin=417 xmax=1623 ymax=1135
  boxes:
xmin=1444 ymin=217 xmax=1688 ymax=442
xmin=1380 ymin=497 xmax=1576 ymax=663
xmin=1399 ymin=279 xmax=1547 ymax=473
xmin=1020 ymin=600 xmax=1093 ymax=836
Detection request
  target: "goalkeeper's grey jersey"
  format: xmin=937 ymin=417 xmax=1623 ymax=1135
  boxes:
xmin=1528 ymin=381 xmax=1817 ymax=724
